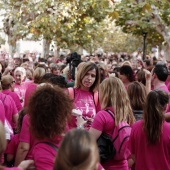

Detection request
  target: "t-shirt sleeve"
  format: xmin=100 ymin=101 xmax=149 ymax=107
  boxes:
xmin=19 ymin=115 xmax=30 ymax=143
xmin=33 ymin=144 xmax=57 ymax=170
xmin=91 ymin=111 xmax=107 ymax=132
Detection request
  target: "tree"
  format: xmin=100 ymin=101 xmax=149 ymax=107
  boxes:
xmin=114 ymin=0 xmax=170 ymax=60
xmin=0 ymin=0 xmax=112 ymax=57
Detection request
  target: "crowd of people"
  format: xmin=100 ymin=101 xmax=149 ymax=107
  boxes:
xmin=0 ymin=51 xmax=170 ymax=170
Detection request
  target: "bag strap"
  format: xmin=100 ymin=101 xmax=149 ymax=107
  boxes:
xmin=105 ymin=109 xmax=115 ymax=120
xmin=93 ymin=91 xmax=99 ymax=107
xmin=68 ymin=87 xmax=75 ymax=100
xmin=43 ymin=142 xmax=58 ymax=152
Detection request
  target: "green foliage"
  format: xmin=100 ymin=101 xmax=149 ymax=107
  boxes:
xmin=0 ymin=0 xmax=112 ymax=48
xmin=114 ymin=0 xmax=170 ymax=46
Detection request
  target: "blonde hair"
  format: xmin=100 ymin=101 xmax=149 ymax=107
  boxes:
xmin=127 ymin=81 xmax=147 ymax=110
xmin=62 ymin=66 xmax=71 ymax=80
xmin=1 ymin=75 xmax=14 ymax=90
xmin=14 ymin=67 xmax=26 ymax=77
xmin=54 ymin=129 xmax=99 ymax=170
xmin=99 ymin=77 xmax=135 ymax=125
xmin=75 ymin=62 xmax=100 ymax=92
xmin=33 ymin=67 xmax=46 ymax=84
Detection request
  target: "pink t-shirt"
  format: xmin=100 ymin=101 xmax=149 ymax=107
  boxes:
xmin=70 ymin=88 xmax=101 ymax=130
xmin=91 ymin=107 xmax=128 ymax=170
xmin=0 ymin=92 xmax=18 ymax=128
xmin=158 ymin=85 xmax=169 ymax=93
xmin=128 ymin=120 xmax=170 ymax=170
xmin=32 ymin=136 xmax=63 ymax=170
xmin=24 ymin=82 xmax=37 ymax=107
xmin=2 ymin=90 xmax=22 ymax=111
xmin=14 ymin=82 xmax=29 ymax=107
xmin=19 ymin=114 xmax=37 ymax=160
xmin=156 ymin=85 xmax=170 ymax=113
xmin=5 ymin=134 xmax=19 ymax=156
xmin=0 ymin=100 xmax=5 ymax=124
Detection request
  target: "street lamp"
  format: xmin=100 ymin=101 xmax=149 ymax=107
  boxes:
xmin=142 ymin=32 xmax=147 ymax=61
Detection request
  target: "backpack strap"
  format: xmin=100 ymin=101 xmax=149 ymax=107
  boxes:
xmin=43 ymin=142 xmax=58 ymax=152
xmin=105 ymin=109 xmax=115 ymax=120
xmin=68 ymin=87 xmax=75 ymax=100
xmin=93 ymin=91 xmax=99 ymax=107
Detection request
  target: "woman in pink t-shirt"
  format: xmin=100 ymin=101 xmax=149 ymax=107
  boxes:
xmin=28 ymin=85 xmax=72 ymax=170
xmin=24 ymin=67 xmax=46 ymax=107
xmin=89 ymin=77 xmax=135 ymax=170
xmin=54 ymin=129 xmax=104 ymax=170
xmin=1 ymin=75 xmax=22 ymax=111
xmin=128 ymin=90 xmax=170 ymax=170
xmin=68 ymin=61 xmax=101 ymax=130
xmin=13 ymin=67 xmax=27 ymax=106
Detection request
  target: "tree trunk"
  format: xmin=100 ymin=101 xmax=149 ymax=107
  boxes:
xmin=8 ymin=35 xmax=16 ymax=57
xmin=76 ymin=46 xmax=84 ymax=55
xmin=42 ymin=39 xmax=51 ymax=58
xmin=163 ymin=43 xmax=170 ymax=61
xmin=151 ymin=5 xmax=170 ymax=60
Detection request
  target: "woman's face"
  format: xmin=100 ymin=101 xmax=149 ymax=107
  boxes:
xmin=14 ymin=71 xmax=25 ymax=84
xmin=52 ymin=68 xmax=61 ymax=75
xmin=81 ymin=68 xmax=96 ymax=91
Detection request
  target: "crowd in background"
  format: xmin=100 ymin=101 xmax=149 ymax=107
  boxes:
xmin=0 ymin=50 xmax=170 ymax=170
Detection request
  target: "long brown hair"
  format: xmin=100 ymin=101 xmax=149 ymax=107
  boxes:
xmin=143 ymin=90 xmax=169 ymax=144
xmin=127 ymin=81 xmax=147 ymax=110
